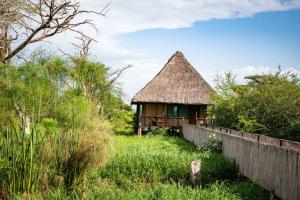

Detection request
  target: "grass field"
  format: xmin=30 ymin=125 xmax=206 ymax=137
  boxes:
xmin=45 ymin=135 xmax=271 ymax=200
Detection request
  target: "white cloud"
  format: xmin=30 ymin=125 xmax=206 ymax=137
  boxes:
xmin=81 ymin=0 xmax=300 ymax=35
xmin=230 ymin=66 xmax=300 ymax=84
xmin=234 ymin=66 xmax=271 ymax=82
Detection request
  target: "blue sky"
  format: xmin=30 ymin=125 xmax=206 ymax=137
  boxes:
xmin=121 ymin=10 xmax=300 ymax=70
xmin=47 ymin=1 xmax=300 ymax=102
xmin=114 ymin=9 xmax=300 ymax=101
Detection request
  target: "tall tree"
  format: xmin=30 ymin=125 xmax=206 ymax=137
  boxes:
xmin=212 ymin=70 xmax=300 ymax=140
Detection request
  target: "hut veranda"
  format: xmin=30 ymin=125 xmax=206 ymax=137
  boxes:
xmin=131 ymin=51 xmax=215 ymax=135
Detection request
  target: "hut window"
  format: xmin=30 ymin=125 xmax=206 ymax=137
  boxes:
xmin=167 ymin=105 xmax=178 ymax=117
xmin=167 ymin=105 xmax=188 ymax=118
xmin=178 ymin=105 xmax=188 ymax=118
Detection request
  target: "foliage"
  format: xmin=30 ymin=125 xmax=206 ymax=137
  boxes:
xmin=209 ymin=72 xmax=240 ymax=128
xmin=69 ymin=58 xmax=111 ymax=108
xmin=0 ymin=118 xmax=113 ymax=197
xmin=0 ymin=58 xmax=68 ymax=132
xmin=145 ymin=127 xmax=168 ymax=136
xmin=0 ymin=56 xmax=134 ymax=134
xmin=15 ymin=180 xmax=270 ymax=200
xmin=198 ymin=134 xmax=223 ymax=153
xmin=33 ymin=135 xmax=270 ymax=200
xmin=60 ymin=118 xmax=113 ymax=191
xmin=0 ymin=57 xmax=134 ymax=197
xmin=104 ymin=95 xmax=134 ymax=135
xmin=39 ymin=118 xmax=59 ymax=135
xmin=200 ymin=152 xmax=237 ymax=185
xmin=101 ymin=136 xmax=238 ymax=187
xmin=234 ymin=116 xmax=268 ymax=134
xmin=211 ymin=70 xmax=300 ymax=140
xmin=68 ymin=58 xmax=134 ymax=134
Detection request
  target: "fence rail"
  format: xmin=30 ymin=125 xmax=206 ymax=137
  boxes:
xmin=183 ymin=124 xmax=300 ymax=200
xmin=198 ymin=124 xmax=300 ymax=151
xmin=138 ymin=115 xmax=186 ymax=128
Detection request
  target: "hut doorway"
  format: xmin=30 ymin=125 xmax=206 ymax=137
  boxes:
xmin=188 ymin=105 xmax=199 ymax=124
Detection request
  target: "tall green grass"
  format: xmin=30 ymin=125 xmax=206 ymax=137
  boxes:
xmin=0 ymin=118 xmax=113 ymax=199
xmin=100 ymin=135 xmax=237 ymax=186
xmin=9 ymin=135 xmax=271 ymax=199
xmin=0 ymin=124 xmax=51 ymax=195
xmin=42 ymin=135 xmax=271 ymax=200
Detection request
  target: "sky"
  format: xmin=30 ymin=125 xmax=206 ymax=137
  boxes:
xmin=44 ymin=0 xmax=300 ymax=102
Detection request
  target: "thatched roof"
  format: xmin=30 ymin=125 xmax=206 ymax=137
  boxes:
xmin=132 ymin=51 xmax=215 ymax=105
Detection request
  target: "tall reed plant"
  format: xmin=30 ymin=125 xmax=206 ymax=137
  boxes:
xmin=0 ymin=117 xmax=113 ymax=199
xmin=0 ymin=123 xmax=52 ymax=197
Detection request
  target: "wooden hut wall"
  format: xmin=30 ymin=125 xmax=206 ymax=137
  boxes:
xmin=142 ymin=103 xmax=208 ymax=119
xmin=143 ymin=103 xmax=166 ymax=117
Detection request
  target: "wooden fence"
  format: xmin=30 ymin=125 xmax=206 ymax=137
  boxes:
xmin=182 ymin=124 xmax=300 ymax=200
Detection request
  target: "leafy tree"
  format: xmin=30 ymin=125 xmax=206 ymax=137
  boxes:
xmin=210 ymin=72 xmax=240 ymax=128
xmin=68 ymin=57 xmax=134 ymax=133
xmin=0 ymin=56 xmax=134 ymax=134
xmin=211 ymin=69 xmax=300 ymax=141
xmin=0 ymin=58 xmax=67 ymax=132
xmin=69 ymin=58 xmax=112 ymax=113
xmin=104 ymin=94 xmax=134 ymax=134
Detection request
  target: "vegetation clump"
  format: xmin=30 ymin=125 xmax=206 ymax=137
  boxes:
xmin=145 ymin=127 xmax=168 ymax=136
xmin=42 ymin=135 xmax=270 ymax=200
xmin=0 ymin=56 xmax=130 ymax=197
xmin=198 ymin=133 xmax=223 ymax=153
xmin=210 ymin=69 xmax=300 ymax=141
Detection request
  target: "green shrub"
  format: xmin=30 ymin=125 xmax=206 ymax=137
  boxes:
xmin=281 ymin=120 xmax=300 ymax=141
xmin=58 ymin=118 xmax=113 ymax=191
xmin=198 ymin=134 xmax=223 ymax=153
xmin=14 ymin=135 xmax=270 ymax=200
xmin=234 ymin=116 xmax=268 ymax=134
xmin=146 ymin=127 xmax=168 ymax=136
xmin=38 ymin=117 xmax=59 ymax=135
xmin=212 ymin=70 xmax=300 ymax=140
xmin=0 ymin=117 xmax=113 ymax=196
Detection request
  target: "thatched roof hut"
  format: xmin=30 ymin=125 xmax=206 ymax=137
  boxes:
xmin=132 ymin=51 xmax=215 ymax=135
xmin=132 ymin=51 xmax=214 ymax=105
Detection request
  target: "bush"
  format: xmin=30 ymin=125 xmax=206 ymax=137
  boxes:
xmin=0 ymin=117 xmax=113 ymax=196
xmin=13 ymin=135 xmax=270 ymax=200
xmin=212 ymin=70 xmax=300 ymax=140
xmin=198 ymin=134 xmax=222 ymax=153
xmin=57 ymin=118 xmax=113 ymax=190
xmin=281 ymin=120 xmax=300 ymax=141
xmin=39 ymin=118 xmax=60 ymax=135
xmin=234 ymin=116 xmax=268 ymax=135
xmin=47 ymin=135 xmax=266 ymax=200
xmin=146 ymin=127 xmax=168 ymax=136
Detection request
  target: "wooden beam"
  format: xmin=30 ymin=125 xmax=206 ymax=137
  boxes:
xmin=138 ymin=127 xmax=142 ymax=136
xmin=136 ymin=104 xmax=141 ymax=135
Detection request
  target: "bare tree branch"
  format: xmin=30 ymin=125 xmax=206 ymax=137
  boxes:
xmin=108 ymin=65 xmax=132 ymax=84
xmin=0 ymin=0 xmax=110 ymax=63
